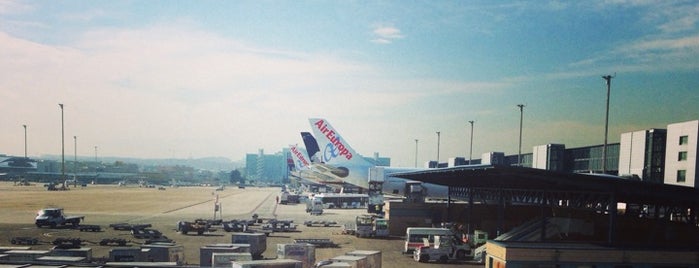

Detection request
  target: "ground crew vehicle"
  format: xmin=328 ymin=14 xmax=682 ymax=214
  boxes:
xmin=413 ymin=234 xmax=472 ymax=263
xmin=306 ymin=197 xmax=323 ymax=215
xmin=35 ymin=208 xmax=84 ymax=228
xmin=355 ymin=214 xmax=389 ymax=238
xmin=177 ymin=219 xmax=213 ymax=235
xmin=404 ymin=227 xmax=488 ymax=254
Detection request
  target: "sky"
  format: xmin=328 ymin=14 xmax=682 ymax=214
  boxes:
xmin=1 ymin=0 xmax=698 ymax=167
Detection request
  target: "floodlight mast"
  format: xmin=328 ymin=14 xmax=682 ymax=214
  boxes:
xmin=601 ymin=74 xmax=615 ymax=174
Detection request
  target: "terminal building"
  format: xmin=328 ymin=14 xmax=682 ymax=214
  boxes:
xmin=390 ymin=119 xmax=699 ymax=268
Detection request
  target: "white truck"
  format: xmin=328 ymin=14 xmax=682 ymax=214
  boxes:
xmin=35 ymin=208 xmax=84 ymax=228
xmin=413 ymin=230 xmax=488 ymax=263
xmin=413 ymin=234 xmax=472 ymax=263
xmin=355 ymin=214 xmax=389 ymax=238
xmin=306 ymin=196 xmax=323 ymax=215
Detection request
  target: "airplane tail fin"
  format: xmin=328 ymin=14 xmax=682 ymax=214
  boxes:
xmin=300 ymin=132 xmax=321 ymax=163
xmin=308 ymin=118 xmax=371 ymax=167
xmin=289 ymin=144 xmax=311 ymax=171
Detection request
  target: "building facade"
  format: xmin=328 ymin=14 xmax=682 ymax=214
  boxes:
xmin=618 ymin=129 xmax=666 ymax=183
xmin=245 ymin=149 xmax=289 ymax=184
xmin=664 ymin=120 xmax=699 ymax=188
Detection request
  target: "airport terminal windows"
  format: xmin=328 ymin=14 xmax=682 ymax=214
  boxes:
xmin=679 ymin=135 xmax=689 ymax=145
xmin=677 ymin=170 xmax=686 ymax=183
xmin=678 ymin=151 xmax=688 ymax=161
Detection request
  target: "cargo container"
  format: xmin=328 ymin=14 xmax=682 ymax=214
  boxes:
xmin=231 ymin=232 xmax=267 ymax=259
xmin=315 ymin=261 xmax=352 ymax=268
xmin=232 ymin=259 xmax=303 ymax=268
xmin=140 ymin=243 xmax=184 ymax=265
xmin=50 ymin=246 xmax=92 ymax=261
xmin=201 ymin=244 xmax=251 ymax=267
xmin=3 ymin=249 xmax=50 ymax=262
xmin=36 ymin=255 xmax=86 ymax=263
xmin=105 ymin=261 xmax=179 ymax=267
xmin=109 ymin=247 xmax=149 ymax=262
xmin=345 ymin=250 xmax=381 ymax=268
xmin=0 ymin=246 xmax=31 ymax=253
xmin=276 ymin=243 xmax=315 ymax=268
xmin=329 ymin=255 xmax=369 ymax=268
xmin=212 ymin=252 xmax=253 ymax=268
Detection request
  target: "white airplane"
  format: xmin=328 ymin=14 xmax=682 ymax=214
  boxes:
xmin=307 ymin=118 xmax=450 ymax=199
xmin=288 ymin=144 xmax=345 ymax=186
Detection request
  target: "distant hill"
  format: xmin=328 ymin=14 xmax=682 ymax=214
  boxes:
xmin=38 ymin=155 xmax=244 ymax=171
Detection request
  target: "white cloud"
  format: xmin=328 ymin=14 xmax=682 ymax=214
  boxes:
xmin=0 ymin=0 xmax=33 ymax=14
xmin=371 ymin=25 xmax=404 ymax=44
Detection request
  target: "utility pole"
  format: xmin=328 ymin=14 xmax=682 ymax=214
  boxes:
xmin=414 ymin=139 xmax=419 ymax=168
xmin=517 ymin=104 xmax=525 ymax=166
xmin=602 ymin=74 xmax=615 ymax=174
xmin=74 ymin=136 xmax=77 ymax=180
xmin=468 ymin=121 xmax=474 ymax=165
xmin=23 ymin=124 xmax=27 ymax=158
xmin=59 ymin=103 xmax=65 ymax=182
xmin=436 ymin=131 xmax=441 ymax=166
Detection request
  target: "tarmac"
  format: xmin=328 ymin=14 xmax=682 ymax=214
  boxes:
xmin=0 ymin=183 xmax=482 ymax=267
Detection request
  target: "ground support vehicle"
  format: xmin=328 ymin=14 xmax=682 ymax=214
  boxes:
xmin=77 ymin=224 xmax=101 ymax=232
xmin=11 ymin=237 xmax=39 ymax=245
xmin=144 ymin=236 xmax=174 ymax=244
xmin=109 ymin=223 xmax=152 ymax=231
xmin=293 ymin=238 xmax=335 ymax=248
xmin=35 ymin=208 xmax=84 ymax=228
xmin=413 ymin=235 xmax=472 ymax=263
xmin=99 ymin=238 xmax=128 ymax=246
xmin=354 ymin=214 xmax=389 ymax=238
xmin=177 ymin=219 xmax=214 ymax=235
xmin=132 ymin=228 xmax=164 ymax=239
xmin=304 ymin=220 xmax=337 ymax=227
xmin=306 ymin=197 xmax=323 ymax=215
xmin=52 ymin=238 xmax=82 ymax=249
xmin=262 ymin=219 xmax=296 ymax=232
xmin=222 ymin=220 xmax=250 ymax=232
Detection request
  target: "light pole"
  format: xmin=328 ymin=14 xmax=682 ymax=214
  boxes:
xmin=436 ymin=131 xmax=441 ymax=166
xmin=468 ymin=121 xmax=474 ymax=165
xmin=414 ymin=139 xmax=419 ymax=168
xmin=73 ymin=136 xmax=77 ymax=180
xmin=95 ymin=146 xmax=98 ymax=162
xmin=59 ymin=103 xmax=65 ymax=182
xmin=23 ymin=124 xmax=27 ymax=158
xmin=517 ymin=104 xmax=525 ymax=167
xmin=602 ymin=74 xmax=614 ymax=174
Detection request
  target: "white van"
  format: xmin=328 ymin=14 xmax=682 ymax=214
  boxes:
xmin=403 ymin=227 xmax=454 ymax=254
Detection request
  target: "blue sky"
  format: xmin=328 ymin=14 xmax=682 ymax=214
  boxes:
xmin=1 ymin=0 xmax=697 ymax=167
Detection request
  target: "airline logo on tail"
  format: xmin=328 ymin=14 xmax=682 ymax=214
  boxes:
xmin=312 ymin=119 xmax=353 ymax=161
xmin=289 ymin=144 xmax=311 ymax=170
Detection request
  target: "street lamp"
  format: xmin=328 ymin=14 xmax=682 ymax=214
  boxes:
xmin=468 ymin=121 xmax=474 ymax=165
xmin=414 ymin=139 xmax=419 ymax=168
xmin=59 ymin=103 xmax=65 ymax=182
xmin=436 ymin=131 xmax=441 ymax=166
xmin=23 ymin=124 xmax=27 ymax=158
xmin=74 ymin=136 xmax=77 ymax=180
xmin=517 ymin=104 xmax=525 ymax=166
xmin=602 ymin=74 xmax=615 ymax=174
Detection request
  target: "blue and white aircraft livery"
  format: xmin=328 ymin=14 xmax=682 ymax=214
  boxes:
xmin=289 ymin=144 xmax=344 ymax=185
xmin=307 ymin=118 xmax=450 ymax=199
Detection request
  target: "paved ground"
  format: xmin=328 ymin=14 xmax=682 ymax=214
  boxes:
xmin=0 ymin=182 xmax=481 ymax=267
